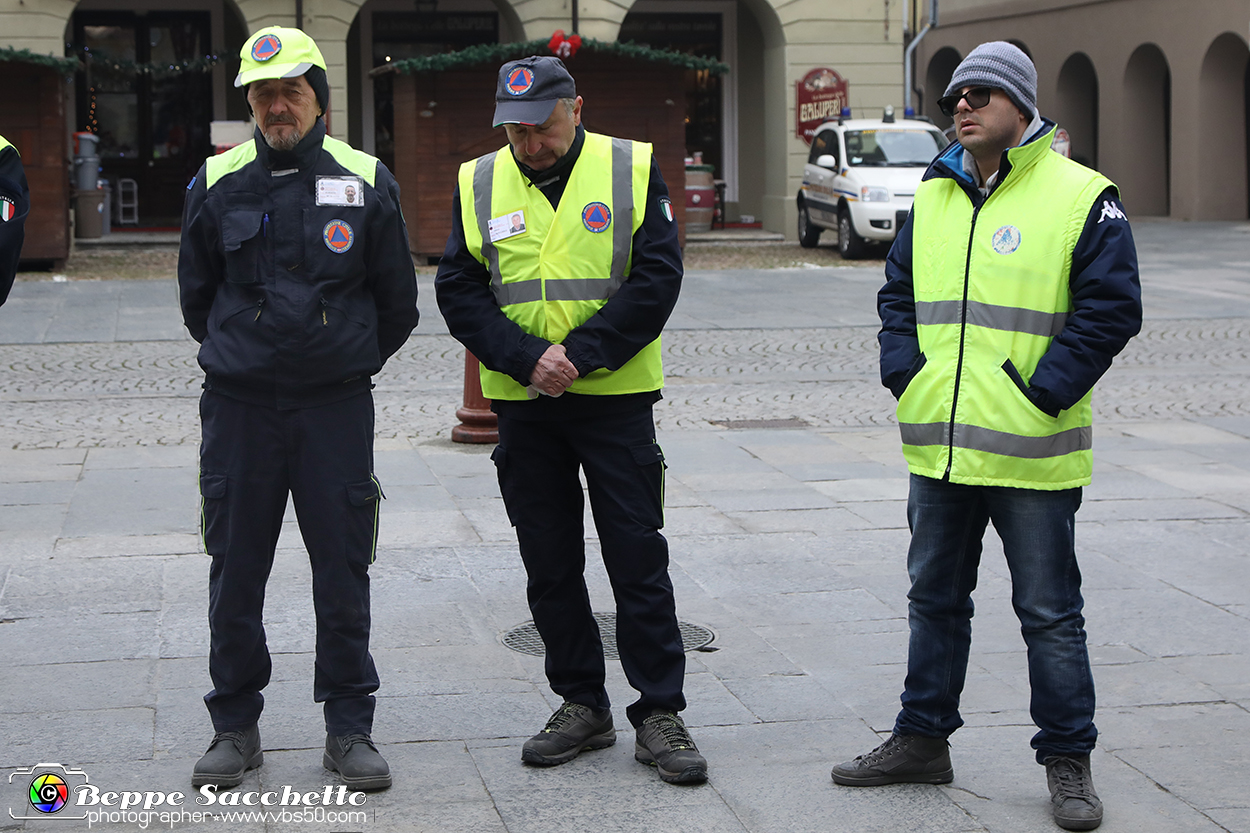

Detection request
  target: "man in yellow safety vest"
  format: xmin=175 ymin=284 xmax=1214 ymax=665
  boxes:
xmin=830 ymin=42 xmax=1142 ymax=832
xmin=435 ymin=55 xmax=707 ymax=785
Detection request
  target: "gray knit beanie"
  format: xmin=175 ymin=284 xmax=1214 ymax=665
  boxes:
xmin=944 ymin=41 xmax=1037 ymax=119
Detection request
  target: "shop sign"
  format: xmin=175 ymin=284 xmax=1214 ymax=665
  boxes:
xmin=795 ymin=68 xmax=849 ymax=144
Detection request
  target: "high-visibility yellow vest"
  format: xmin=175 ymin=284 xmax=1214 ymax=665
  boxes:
xmin=458 ymin=132 xmax=661 ymax=400
xmin=899 ymin=127 xmax=1114 ymax=489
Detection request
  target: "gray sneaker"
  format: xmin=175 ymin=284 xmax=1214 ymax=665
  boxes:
xmin=1045 ymin=754 xmax=1103 ymax=831
xmin=192 ymin=725 xmax=262 ymax=788
xmin=521 ymin=702 xmax=616 ymax=766
xmin=634 ymin=712 xmax=708 ymax=784
xmin=324 ymin=733 xmax=392 ymax=791
xmin=830 ymin=733 xmax=953 ymax=786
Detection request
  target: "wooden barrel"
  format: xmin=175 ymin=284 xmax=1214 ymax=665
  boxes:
xmin=685 ymin=164 xmax=715 ymax=232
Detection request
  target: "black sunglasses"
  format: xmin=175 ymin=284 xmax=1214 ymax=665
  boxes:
xmin=937 ymin=86 xmax=993 ymax=118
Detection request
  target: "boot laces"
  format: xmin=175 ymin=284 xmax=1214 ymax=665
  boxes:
xmin=1050 ymin=757 xmax=1094 ymax=801
xmin=209 ymin=730 xmax=249 ymax=753
xmin=337 ymin=733 xmax=377 ymax=752
xmin=858 ymin=734 xmax=906 ymax=765
xmin=644 ymin=713 xmax=697 ymax=751
xmin=542 ymin=702 xmax=588 ymax=734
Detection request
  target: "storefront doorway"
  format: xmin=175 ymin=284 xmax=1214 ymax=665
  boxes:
xmin=73 ymin=11 xmax=214 ymax=226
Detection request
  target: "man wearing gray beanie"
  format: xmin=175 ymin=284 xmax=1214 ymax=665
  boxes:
xmin=829 ymin=40 xmax=1142 ymax=833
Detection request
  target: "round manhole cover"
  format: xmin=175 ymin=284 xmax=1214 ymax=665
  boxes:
xmin=502 ymin=612 xmax=715 ymax=659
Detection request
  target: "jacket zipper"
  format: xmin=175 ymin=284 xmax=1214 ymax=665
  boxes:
xmin=945 ymin=201 xmax=981 ymax=480
xmin=254 ymin=298 xmax=265 ymax=321
xmin=320 ymin=296 xmax=328 ymax=326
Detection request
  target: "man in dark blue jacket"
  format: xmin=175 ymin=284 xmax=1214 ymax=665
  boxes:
xmin=178 ymin=26 xmax=418 ymax=792
xmin=0 ymin=134 xmax=29 ymax=306
xmin=831 ymin=43 xmax=1140 ymax=832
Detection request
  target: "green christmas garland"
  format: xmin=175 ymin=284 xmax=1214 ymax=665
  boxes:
xmin=0 ymin=47 xmax=79 ymax=74
xmin=386 ymin=36 xmax=728 ymax=76
xmin=69 ymin=45 xmax=222 ymax=79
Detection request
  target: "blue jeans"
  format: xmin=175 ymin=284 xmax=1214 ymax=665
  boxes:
xmin=894 ymin=474 xmax=1097 ymax=763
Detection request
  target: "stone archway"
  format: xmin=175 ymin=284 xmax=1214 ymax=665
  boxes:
xmin=1196 ymin=32 xmax=1249 ymax=219
xmin=1121 ymin=43 xmax=1170 ymax=216
xmin=1055 ymin=52 xmax=1098 ymax=170
xmin=924 ymin=47 xmax=962 ymax=130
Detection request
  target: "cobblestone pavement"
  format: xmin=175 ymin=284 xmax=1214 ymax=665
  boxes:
xmin=4 ymin=317 xmax=1250 ymax=448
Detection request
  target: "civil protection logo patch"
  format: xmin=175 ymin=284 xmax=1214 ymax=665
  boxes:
xmin=992 ymin=225 xmax=1022 ymax=255
xmin=505 ymin=67 xmax=534 ymax=96
xmin=251 ymin=34 xmax=282 ymax=62
xmin=323 ymin=220 xmax=354 ymax=253
xmin=582 ymin=202 xmax=611 ymax=233
xmin=0 ymin=197 xmax=14 ymax=222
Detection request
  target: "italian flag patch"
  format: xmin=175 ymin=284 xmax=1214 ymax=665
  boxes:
xmin=0 ymin=197 xmax=13 ymax=222
xmin=659 ymin=197 xmax=673 ymax=223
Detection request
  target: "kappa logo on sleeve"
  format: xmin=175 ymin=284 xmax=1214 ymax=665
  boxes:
xmin=1098 ymin=199 xmax=1127 ymax=224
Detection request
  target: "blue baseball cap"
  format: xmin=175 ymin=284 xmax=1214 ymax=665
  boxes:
xmin=493 ymin=56 xmax=577 ymax=127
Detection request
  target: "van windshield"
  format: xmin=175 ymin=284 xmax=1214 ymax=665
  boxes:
xmin=844 ymin=129 xmax=947 ymax=167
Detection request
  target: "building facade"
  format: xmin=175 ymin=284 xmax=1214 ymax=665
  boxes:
xmin=915 ymin=0 xmax=1250 ymax=220
xmin=2 ymin=0 xmax=1244 ymax=238
xmin=4 ymin=0 xmax=921 ymax=235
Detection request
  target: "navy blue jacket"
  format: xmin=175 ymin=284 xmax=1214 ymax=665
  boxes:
xmin=435 ymin=124 xmax=683 ymax=419
xmin=179 ymin=121 xmax=419 ymax=409
xmin=0 ymin=140 xmax=30 ymax=306
xmin=879 ymin=121 xmax=1142 ymax=417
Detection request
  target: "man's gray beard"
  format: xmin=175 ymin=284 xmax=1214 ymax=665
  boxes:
xmin=262 ymin=127 xmax=301 ymax=152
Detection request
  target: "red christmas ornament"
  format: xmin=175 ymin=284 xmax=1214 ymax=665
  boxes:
xmin=548 ymin=29 xmax=582 ymax=59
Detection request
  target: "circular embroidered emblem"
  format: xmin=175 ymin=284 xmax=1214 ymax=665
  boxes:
xmin=992 ymin=225 xmax=1022 ymax=255
xmin=323 ymin=220 xmax=354 ymax=253
xmin=505 ymin=67 xmax=535 ymax=96
xmin=0 ymin=197 xmax=14 ymax=222
xmin=251 ymin=34 xmax=282 ymax=62
xmin=582 ymin=202 xmax=612 ymax=233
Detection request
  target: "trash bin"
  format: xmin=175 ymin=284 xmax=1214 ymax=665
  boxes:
xmin=684 ymin=164 xmax=715 ymax=232
xmin=74 ymin=156 xmax=101 ymax=192
xmin=74 ymin=131 xmax=100 ymax=157
xmin=75 ymin=189 xmax=106 ymax=239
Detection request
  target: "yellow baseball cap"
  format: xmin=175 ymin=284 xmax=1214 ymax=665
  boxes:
xmin=234 ymin=26 xmax=326 ymax=88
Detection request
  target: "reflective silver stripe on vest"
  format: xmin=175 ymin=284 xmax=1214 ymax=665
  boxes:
xmin=916 ymin=300 xmax=1069 ymax=338
xmin=900 ymin=421 xmax=1092 ymax=459
xmin=545 ymin=278 xmax=615 ymax=302
xmin=496 ymin=279 xmax=543 ymax=305
xmin=472 ymin=152 xmax=507 ymax=303
xmin=609 ymin=137 xmax=633 ymax=296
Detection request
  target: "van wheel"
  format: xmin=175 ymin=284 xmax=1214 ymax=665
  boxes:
xmin=797 ymin=202 xmax=821 ymax=248
xmin=838 ymin=210 xmax=866 ymax=259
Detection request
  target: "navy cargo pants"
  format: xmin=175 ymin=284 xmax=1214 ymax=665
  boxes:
xmin=198 ymin=389 xmax=382 ymax=735
xmin=493 ymin=404 xmax=686 ymax=728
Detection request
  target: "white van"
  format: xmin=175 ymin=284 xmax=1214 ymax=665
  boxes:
xmin=797 ymin=114 xmax=948 ymax=258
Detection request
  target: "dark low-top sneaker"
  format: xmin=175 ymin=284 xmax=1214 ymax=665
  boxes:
xmin=830 ymin=733 xmax=953 ymax=786
xmin=634 ymin=711 xmax=708 ymax=784
xmin=1045 ymin=754 xmax=1103 ymax=831
xmin=192 ymin=725 xmax=262 ymax=788
xmin=324 ymin=733 xmax=392 ymax=791
xmin=521 ymin=702 xmax=616 ymax=766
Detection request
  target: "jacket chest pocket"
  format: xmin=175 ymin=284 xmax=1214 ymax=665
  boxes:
xmin=221 ymin=210 xmax=271 ymax=285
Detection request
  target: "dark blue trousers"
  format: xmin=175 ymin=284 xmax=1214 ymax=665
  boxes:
xmin=198 ymin=390 xmax=382 ymax=735
xmin=493 ymin=405 xmax=686 ymax=728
